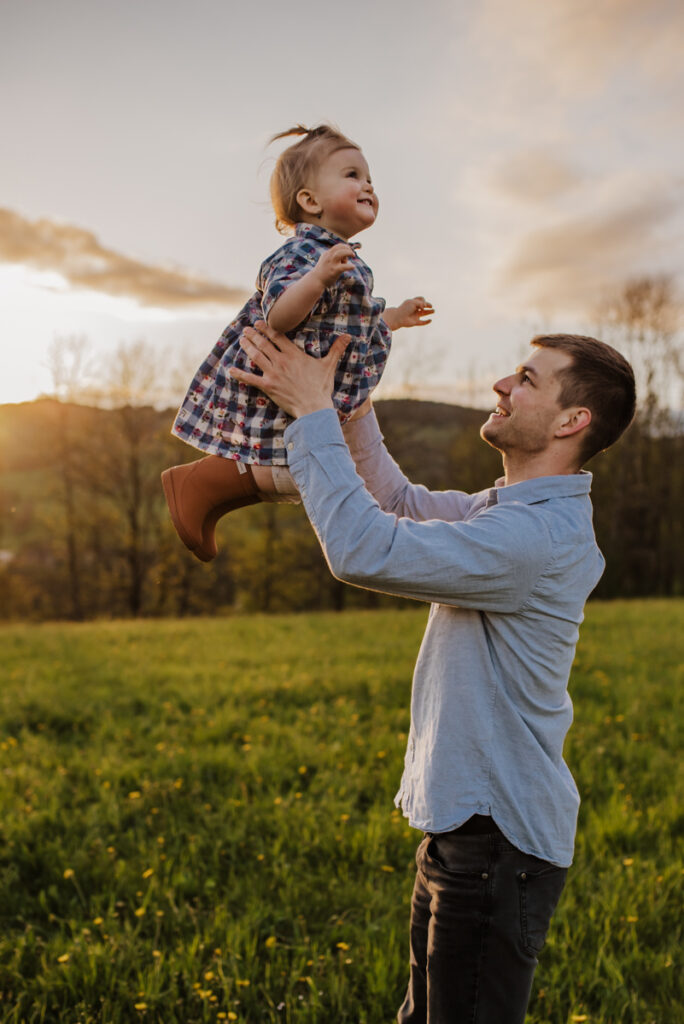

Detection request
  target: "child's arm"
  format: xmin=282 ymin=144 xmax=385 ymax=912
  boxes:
xmin=383 ymin=296 xmax=434 ymax=331
xmin=268 ymin=243 xmax=357 ymax=333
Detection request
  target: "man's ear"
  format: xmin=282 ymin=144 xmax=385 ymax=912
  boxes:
xmin=296 ymin=187 xmax=322 ymax=218
xmin=555 ymin=407 xmax=591 ymax=438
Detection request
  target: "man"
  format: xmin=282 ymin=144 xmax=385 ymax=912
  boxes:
xmin=230 ymin=324 xmax=636 ymax=1024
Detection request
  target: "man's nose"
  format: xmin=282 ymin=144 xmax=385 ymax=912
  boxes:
xmin=493 ymin=376 xmax=510 ymax=395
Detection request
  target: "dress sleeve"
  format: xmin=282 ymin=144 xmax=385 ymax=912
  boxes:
xmin=258 ymin=242 xmax=331 ymax=324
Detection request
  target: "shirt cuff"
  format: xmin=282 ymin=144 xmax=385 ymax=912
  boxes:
xmin=283 ymin=408 xmax=345 ymax=465
xmin=341 ymin=406 xmax=384 ymax=455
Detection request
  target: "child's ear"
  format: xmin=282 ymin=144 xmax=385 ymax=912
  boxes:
xmin=296 ymin=187 xmax=322 ymax=217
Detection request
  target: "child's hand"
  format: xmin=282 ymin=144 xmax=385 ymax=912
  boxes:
xmin=313 ymin=244 xmax=357 ymax=287
xmin=383 ymin=297 xmax=435 ymax=331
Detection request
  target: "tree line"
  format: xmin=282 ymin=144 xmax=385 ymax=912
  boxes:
xmin=1 ymin=278 xmax=681 ymax=621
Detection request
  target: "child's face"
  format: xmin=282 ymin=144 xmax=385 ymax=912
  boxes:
xmin=302 ymin=147 xmax=378 ymax=240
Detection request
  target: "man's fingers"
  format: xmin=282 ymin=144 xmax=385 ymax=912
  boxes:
xmin=250 ymin=320 xmax=289 ymax=353
xmin=229 ymin=366 xmax=263 ymax=387
xmin=327 ymin=333 xmax=352 ymax=364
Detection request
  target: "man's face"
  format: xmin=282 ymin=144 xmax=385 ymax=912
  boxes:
xmin=480 ymin=347 xmax=574 ymax=457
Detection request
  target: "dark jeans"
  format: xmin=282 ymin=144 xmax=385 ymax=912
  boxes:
xmin=397 ymin=820 xmax=567 ymax=1024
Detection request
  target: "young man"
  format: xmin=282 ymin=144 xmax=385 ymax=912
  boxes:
xmin=230 ymin=324 xmax=636 ymax=1024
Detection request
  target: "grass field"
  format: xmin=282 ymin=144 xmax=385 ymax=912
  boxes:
xmin=0 ymin=601 xmax=681 ymax=1023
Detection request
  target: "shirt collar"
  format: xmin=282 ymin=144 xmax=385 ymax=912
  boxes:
xmin=294 ymin=222 xmax=359 ymax=248
xmin=488 ymin=471 xmax=593 ymax=506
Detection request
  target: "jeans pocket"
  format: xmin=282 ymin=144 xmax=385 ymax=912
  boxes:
xmin=424 ymin=836 xmax=488 ymax=878
xmin=517 ymin=865 xmax=567 ymax=956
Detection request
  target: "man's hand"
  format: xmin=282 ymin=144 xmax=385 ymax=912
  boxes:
xmin=383 ymin=296 xmax=434 ymax=331
xmin=229 ymin=321 xmax=351 ymax=419
xmin=313 ymin=243 xmax=357 ymax=288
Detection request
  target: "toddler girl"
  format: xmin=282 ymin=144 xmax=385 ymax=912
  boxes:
xmin=163 ymin=124 xmax=433 ymax=561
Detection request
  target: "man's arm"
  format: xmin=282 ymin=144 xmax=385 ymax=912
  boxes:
xmin=228 ymin=324 xmax=551 ymax=610
xmin=343 ymin=403 xmax=475 ymax=523
xmin=286 ymin=409 xmax=550 ymax=611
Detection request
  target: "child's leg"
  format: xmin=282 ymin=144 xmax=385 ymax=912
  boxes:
xmin=162 ymin=456 xmax=261 ymax=563
xmin=251 ymin=466 xmax=301 ymax=505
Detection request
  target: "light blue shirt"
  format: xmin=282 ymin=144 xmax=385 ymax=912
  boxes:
xmin=285 ymin=408 xmax=605 ymax=867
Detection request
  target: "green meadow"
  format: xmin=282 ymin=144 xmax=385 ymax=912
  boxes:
xmin=0 ymin=601 xmax=681 ymax=1023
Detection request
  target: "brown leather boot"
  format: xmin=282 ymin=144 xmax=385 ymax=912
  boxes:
xmin=161 ymin=456 xmax=261 ymax=562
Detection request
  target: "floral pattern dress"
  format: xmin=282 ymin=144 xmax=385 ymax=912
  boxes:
xmin=172 ymin=223 xmax=392 ymax=466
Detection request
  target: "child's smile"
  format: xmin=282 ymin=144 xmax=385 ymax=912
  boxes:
xmin=299 ymin=147 xmax=379 ymax=240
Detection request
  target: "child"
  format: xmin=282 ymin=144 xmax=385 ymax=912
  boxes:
xmin=163 ymin=124 xmax=433 ymax=561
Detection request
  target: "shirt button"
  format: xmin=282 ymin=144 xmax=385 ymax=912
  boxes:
xmin=520 ymin=872 xmax=527 ymax=880
xmin=481 ymin=872 xmax=488 ymax=880
xmin=287 ymin=442 xmax=294 ymax=451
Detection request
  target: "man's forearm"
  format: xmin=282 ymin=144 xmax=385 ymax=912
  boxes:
xmin=342 ymin=407 xmax=473 ymax=523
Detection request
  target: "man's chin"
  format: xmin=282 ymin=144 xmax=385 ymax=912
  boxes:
xmin=480 ymin=419 xmax=504 ymax=452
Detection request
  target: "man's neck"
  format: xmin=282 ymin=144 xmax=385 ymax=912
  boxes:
xmin=501 ymin=451 xmax=582 ymax=486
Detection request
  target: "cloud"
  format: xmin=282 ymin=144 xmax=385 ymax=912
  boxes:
xmin=0 ymin=208 xmax=249 ymax=309
xmin=489 ymin=151 xmax=583 ymax=203
xmin=476 ymin=0 xmax=684 ymax=95
xmin=500 ymin=187 xmax=680 ymax=313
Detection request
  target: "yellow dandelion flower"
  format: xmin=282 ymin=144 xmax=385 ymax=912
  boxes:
xmin=228 ymin=1014 xmax=238 ymax=1021
xmin=376 ymin=750 xmax=387 ymax=758
xmin=63 ymin=868 xmax=75 ymax=879
xmin=340 ymin=813 xmax=350 ymax=822
xmin=134 ymin=907 xmax=146 ymax=917
xmin=173 ymin=778 xmax=183 ymax=789
xmin=58 ymin=953 xmax=70 ymax=963
xmin=336 ymin=941 xmax=350 ymax=950
xmin=265 ymin=935 xmax=277 ymax=948
xmin=155 ymin=910 xmax=164 ymax=917
xmin=134 ymin=1003 xmax=148 ymax=1011
xmin=142 ymin=868 xmax=154 ymax=879
xmin=204 ymin=970 xmax=214 ymax=981
xmin=236 ymin=978 xmax=251 ymax=986
xmin=128 ymin=791 xmax=142 ymax=800
xmin=298 ymin=765 xmax=308 ymax=774
xmin=93 ymin=917 xmax=103 ymax=926
xmin=257 ymin=853 xmax=265 ymax=861
xmin=623 ymin=858 xmax=634 ymax=866
xmin=571 ymin=1017 xmax=588 ymax=1022
xmin=157 ymin=836 xmax=165 ymax=845
xmin=152 ymin=950 xmax=162 ymax=959
xmin=381 ymin=865 xmax=395 ymax=872
xmin=274 ymin=796 xmax=282 ymax=805
xmin=627 ymin=915 xmax=638 ymax=923
xmin=345 ymin=957 xmax=352 ymax=964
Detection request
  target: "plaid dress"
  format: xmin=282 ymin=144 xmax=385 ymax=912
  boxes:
xmin=172 ymin=223 xmax=392 ymax=466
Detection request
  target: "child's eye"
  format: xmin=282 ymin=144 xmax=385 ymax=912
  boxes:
xmin=346 ymin=170 xmax=358 ymax=178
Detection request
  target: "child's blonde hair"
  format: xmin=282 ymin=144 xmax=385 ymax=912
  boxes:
xmin=269 ymin=124 xmax=360 ymax=235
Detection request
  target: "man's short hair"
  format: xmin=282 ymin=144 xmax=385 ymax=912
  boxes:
xmin=531 ymin=334 xmax=637 ymax=463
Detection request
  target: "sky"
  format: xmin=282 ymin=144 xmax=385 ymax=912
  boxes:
xmin=1 ymin=0 xmax=683 ymax=408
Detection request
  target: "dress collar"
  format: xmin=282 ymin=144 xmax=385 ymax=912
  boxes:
xmin=294 ymin=222 xmax=359 ymax=248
